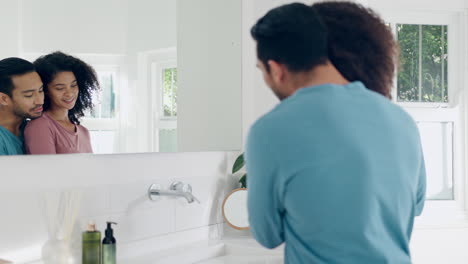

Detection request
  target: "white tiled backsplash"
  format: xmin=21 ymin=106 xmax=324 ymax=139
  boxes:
xmin=0 ymin=151 xmax=241 ymax=263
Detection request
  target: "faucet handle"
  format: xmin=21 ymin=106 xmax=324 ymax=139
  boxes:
xmin=170 ymin=181 xmax=191 ymax=193
xmin=171 ymin=181 xmax=200 ymax=204
xmin=148 ymin=182 xmax=200 ymax=204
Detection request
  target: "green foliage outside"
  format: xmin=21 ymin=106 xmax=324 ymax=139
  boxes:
xmin=163 ymin=68 xmax=178 ymax=116
xmin=397 ymin=24 xmax=448 ymax=103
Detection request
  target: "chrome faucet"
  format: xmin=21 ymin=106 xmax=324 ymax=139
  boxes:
xmin=148 ymin=181 xmax=200 ymax=203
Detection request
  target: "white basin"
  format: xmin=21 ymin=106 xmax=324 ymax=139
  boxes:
xmin=195 ymin=241 xmax=283 ymax=264
xmin=121 ymin=238 xmax=283 ymax=264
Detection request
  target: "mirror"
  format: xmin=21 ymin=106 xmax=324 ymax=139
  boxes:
xmin=222 ymin=188 xmax=249 ymax=230
xmin=0 ymin=0 xmax=242 ymax=155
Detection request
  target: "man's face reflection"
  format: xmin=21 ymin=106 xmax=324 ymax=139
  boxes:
xmin=10 ymin=71 xmax=44 ymax=119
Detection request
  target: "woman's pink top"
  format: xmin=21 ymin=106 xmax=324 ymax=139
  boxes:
xmin=24 ymin=113 xmax=93 ymax=154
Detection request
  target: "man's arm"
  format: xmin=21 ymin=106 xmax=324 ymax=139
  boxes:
xmin=415 ymin=153 xmax=426 ymax=216
xmin=246 ymin=123 xmax=284 ymax=248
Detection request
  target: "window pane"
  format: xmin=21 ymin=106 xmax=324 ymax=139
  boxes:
xmin=397 ymin=24 xmax=448 ymax=103
xmin=163 ymin=68 xmax=177 ymax=117
xmin=86 ymin=72 xmax=116 ymax=118
xmin=159 ymin=128 xmax=177 ymax=152
xmin=418 ymin=122 xmax=453 ymax=200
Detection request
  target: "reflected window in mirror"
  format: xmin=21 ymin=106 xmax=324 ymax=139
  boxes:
xmin=84 ymin=68 xmax=120 ymax=154
xmin=152 ymin=59 xmax=177 ymax=153
xmin=89 ymin=71 xmax=117 ymax=119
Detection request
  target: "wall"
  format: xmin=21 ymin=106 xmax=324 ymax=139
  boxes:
xmin=20 ymin=0 xmax=129 ymax=55
xmin=411 ymin=227 xmax=468 ymax=263
xmin=0 ymin=1 xmax=20 ymax=59
xmin=0 ymin=152 xmax=240 ymax=263
xmin=177 ymin=0 xmax=242 ymax=152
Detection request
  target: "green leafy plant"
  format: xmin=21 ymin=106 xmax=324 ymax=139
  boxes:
xmin=232 ymin=153 xmax=247 ymax=188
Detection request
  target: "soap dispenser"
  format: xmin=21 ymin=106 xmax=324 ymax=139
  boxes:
xmin=102 ymin=222 xmax=117 ymax=264
xmin=82 ymin=221 xmax=101 ymax=264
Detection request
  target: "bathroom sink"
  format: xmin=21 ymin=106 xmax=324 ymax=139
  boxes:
xmin=121 ymin=238 xmax=283 ymax=264
xmin=196 ymin=254 xmax=283 ymax=264
xmin=195 ymin=241 xmax=283 ymax=264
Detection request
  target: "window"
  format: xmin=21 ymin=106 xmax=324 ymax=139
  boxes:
xmin=162 ymin=67 xmax=177 ymax=117
xmin=84 ymin=69 xmax=119 ymax=154
xmin=152 ymin=61 xmax=178 ymax=152
xmin=385 ymin=11 xmax=464 ymax=207
xmin=89 ymin=71 xmax=117 ymax=119
xmin=391 ymin=22 xmax=455 ymax=200
xmin=397 ymin=24 xmax=448 ymax=103
xmin=142 ymin=48 xmax=178 ymax=153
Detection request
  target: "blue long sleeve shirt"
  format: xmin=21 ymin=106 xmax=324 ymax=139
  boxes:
xmin=0 ymin=125 xmax=24 ymax=155
xmin=246 ymin=82 xmax=426 ymax=264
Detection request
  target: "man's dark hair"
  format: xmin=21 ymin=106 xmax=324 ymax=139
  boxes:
xmin=34 ymin=51 xmax=100 ymax=125
xmin=313 ymin=2 xmax=398 ymax=98
xmin=0 ymin=57 xmax=35 ymax=97
xmin=251 ymin=3 xmax=329 ymax=73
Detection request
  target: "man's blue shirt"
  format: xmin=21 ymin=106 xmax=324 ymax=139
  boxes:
xmin=246 ymin=82 xmax=426 ymax=264
xmin=0 ymin=124 xmax=25 ymax=155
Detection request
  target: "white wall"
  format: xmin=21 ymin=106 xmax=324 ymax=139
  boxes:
xmin=20 ymin=0 xmax=129 ymax=54
xmin=177 ymin=0 xmax=242 ymax=152
xmin=0 ymin=1 xmax=20 ymax=59
xmin=127 ymin=0 xmax=176 ymax=55
xmin=0 ymin=152 xmax=240 ymax=263
xmin=411 ymin=228 xmax=468 ymax=264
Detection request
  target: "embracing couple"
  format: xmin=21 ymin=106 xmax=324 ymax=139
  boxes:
xmin=0 ymin=52 xmax=99 ymax=155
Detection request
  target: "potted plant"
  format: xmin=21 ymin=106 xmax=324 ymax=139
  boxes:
xmin=221 ymin=152 xmax=249 ymax=230
xmin=232 ymin=153 xmax=246 ymax=188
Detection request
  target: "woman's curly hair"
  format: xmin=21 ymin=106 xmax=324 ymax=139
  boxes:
xmin=33 ymin=51 xmax=100 ymax=125
xmin=312 ymin=2 xmax=398 ymax=99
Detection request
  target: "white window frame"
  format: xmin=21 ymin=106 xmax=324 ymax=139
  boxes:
xmin=139 ymin=47 xmax=177 ymax=152
xmin=79 ymin=55 xmax=125 ymax=154
xmin=382 ymin=10 xmax=468 ymax=227
xmin=154 ymin=60 xmax=177 ymax=121
xmin=151 ymin=60 xmax=177 ymax=152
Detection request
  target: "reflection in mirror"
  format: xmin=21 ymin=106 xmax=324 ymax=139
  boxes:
xmin=0 ymin=0 xmax=241 ymax=156
xmin=222 ymin=188 xmax=249 ymax=230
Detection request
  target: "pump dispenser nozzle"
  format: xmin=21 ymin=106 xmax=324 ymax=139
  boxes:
xmin=104 ymin=222 xmax=117 ymax=239
xmin=102 ymin=222 xmax=117 ymax=264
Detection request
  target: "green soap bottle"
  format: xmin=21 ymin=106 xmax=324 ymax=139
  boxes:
xmin=102 ymin=222 xmax=117 ymax=264
xmin=82 ymin=221 xmax=101 ymax=264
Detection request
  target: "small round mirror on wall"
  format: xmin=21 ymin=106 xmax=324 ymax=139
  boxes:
xmin=222 ymin=188 xmax=249 ymax=230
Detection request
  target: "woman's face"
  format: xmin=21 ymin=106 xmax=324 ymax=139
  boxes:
xmin=47 ymin=71 xmax=79 ymax=111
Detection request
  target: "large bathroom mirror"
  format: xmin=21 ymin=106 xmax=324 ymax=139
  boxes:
xmin=0 ymin=0 xmax=242 ymax=155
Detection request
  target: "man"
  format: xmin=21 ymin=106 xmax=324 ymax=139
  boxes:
xmin=0 ymin=58 xmax=44 ymax=155
xmin=246 ymin=3 xmax=426 ymax=263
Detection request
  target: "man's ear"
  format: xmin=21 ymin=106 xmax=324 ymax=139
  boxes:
xmin=0 ymin=92 xmax=11 ymax=107
xmin=267 ymin=60 xmax=287 ymax=84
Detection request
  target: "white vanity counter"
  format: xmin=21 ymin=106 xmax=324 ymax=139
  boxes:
xmin=120 ymin=236 xmax=283 ymax=264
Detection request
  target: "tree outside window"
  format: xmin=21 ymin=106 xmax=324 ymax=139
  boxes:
xmin=397 ymin=24 xmax=448 ymax=103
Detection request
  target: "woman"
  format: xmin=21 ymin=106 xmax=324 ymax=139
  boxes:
xmin=312 ymin=1 xmax=398 ymax=99
xmin=24 ymin=51 xmax=100 ymax=154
